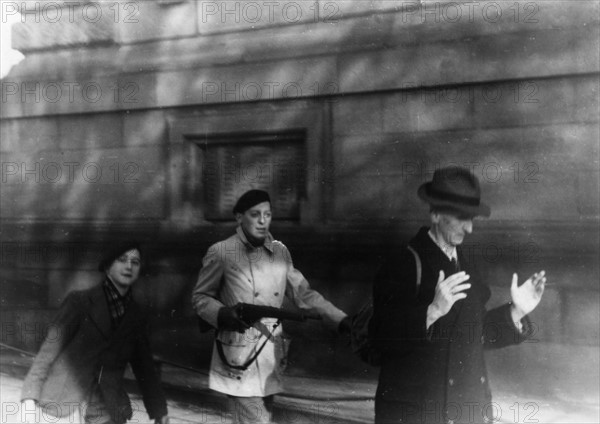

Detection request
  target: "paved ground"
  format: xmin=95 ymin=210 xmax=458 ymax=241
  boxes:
xmin=1 ymin=372 xmax=228 ymax=424
xmin=1 ymin=348 xmax=598 ymax=424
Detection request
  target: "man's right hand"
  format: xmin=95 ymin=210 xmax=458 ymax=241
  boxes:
xmin=21 ymin=399 xmax=37 ymax=423
xmin=217 ymin=306 xmax=250 ymax=333
xmin=426 ymin=270 xmax=471 ymax=329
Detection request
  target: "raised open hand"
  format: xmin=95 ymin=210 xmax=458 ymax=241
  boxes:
xmin=427 ymin=270 xmax=471 ymax=328
xmin=510 ymin=270 xmax=546 ymax=320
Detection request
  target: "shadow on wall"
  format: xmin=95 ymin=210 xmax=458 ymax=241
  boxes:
xmin=0 ymin=1 xmax=598 ymax=410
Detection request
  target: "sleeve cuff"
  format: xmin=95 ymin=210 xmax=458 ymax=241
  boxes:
xmin=514 ymin=318 xmax=524 ymax=333
xmin=506 ymin=305 xmax=534 ymax=342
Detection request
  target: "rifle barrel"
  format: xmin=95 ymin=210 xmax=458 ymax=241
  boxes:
xmin=236 ymin=303 xmax=322 ymax=323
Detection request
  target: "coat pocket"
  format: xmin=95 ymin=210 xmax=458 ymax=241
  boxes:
xmin=216 ymin=329 xmax=258 ymax=367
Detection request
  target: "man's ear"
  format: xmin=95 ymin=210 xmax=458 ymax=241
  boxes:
xmin=430 ymin=212 xmax=440 ymax=224
xmin=235 ymin=213 xmax=243 ymax=224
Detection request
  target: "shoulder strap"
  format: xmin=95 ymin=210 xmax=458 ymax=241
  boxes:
xmin=407 ymin=245 xmax=422 ymax=293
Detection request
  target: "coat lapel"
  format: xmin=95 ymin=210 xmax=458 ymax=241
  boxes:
xmin=86 ymin=284 xmax=113 ymax=340
xmin=113 ymin=299 xmax=144 ymax=338
xmin=86 ymin=283 xmax=145 ymax=341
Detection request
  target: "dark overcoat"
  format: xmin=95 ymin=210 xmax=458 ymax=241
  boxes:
xmin=371 ymin=227 xmax=531 ymax=424
xmin=21 ymin=283 xmax=167 ymax=423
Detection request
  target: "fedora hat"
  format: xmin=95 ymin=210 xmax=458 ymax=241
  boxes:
xmin=417 ymin=166 xmax=491 ymax=217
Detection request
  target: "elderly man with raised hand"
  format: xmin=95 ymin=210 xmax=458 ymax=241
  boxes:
xmin=371 ymin=166 xmax=546 ymax=424
xmin=192 ymin=189 xmax=350 ymax=424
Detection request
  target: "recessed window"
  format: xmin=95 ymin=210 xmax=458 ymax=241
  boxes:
xmin=187 ymin=130 xmax=306 ymax=220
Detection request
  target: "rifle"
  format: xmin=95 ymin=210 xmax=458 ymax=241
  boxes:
xmin=215 ymin=303 xmax=322 ymax=371
xmin=197 ymin=303 xmax=322 ymax=333
xmin=235 ymin=302 xmax=322 ymax=325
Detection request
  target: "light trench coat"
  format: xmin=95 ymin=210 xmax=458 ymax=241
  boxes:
xmin=192 ymin=226 xmax=346 ymax=397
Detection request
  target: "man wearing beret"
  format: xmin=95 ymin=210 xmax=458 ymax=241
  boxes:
xmin=371 ymin=166 xmax=546 ymax=424
xmin=192 ymin=189 xmax=350 ymax=424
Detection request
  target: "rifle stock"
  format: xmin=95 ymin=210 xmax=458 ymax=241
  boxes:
xmin=235 ymin=303 xmax=322 ymax=325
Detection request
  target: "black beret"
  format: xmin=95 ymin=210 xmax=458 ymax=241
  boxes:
xmin=233 ymin=189 xmax=271 ymax=215
xmin=98 ymin=241 xmax=143 ymax=272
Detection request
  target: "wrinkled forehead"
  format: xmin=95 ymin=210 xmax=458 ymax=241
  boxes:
xmin=438 ymin=212 xmax=475 ymax=223
xmin=431 ymin=207 xmax=475 ymax=221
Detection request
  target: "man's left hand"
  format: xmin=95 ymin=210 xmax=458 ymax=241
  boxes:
xmin=155 ymin=415 xmax=169 ymax=424
xmin=338 ymin=316 xmax=352 ymax=335
xmin=510 ymin=270 xmax=546 ymax=321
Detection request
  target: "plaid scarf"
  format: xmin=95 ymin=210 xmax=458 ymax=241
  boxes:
xmin=103 ymin=279 xmax=132 ymax=328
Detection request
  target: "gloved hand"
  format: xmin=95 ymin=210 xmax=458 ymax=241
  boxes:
xmin=338 ymin=316 xmax=352 ymax=335
xmin=217 ymin=306 xmax=250 ymax=333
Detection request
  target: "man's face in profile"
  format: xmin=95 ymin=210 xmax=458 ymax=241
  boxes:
xmin=236 ymin=201 xmax=272 ymax=242
xmin=433 ymin=212 xmax=474 ymax=247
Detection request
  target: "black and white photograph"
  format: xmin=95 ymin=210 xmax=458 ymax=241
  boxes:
xmin=1 ymin=1 xmax=598 ymax=423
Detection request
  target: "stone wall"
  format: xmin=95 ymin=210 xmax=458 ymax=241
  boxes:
xmin=1 ymin=0 xmax=599 ymax=403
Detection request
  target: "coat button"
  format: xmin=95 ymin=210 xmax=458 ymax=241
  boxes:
xmin=274 ymin=292 xmax=279 ymax=296
xmin=448 ymin=378 xmax=454 ymax=386
xmin=254 ymin=292 xmax=259 ymax=297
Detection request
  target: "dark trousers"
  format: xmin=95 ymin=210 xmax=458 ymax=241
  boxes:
xmin=227 ymin=395 xmax=276 ymax=424
xmin=375 ymin=398 xmax=423 ymax=424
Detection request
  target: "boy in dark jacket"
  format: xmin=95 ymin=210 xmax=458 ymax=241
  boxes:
xmin=21 ymin=242 xmax=169 ymax=424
